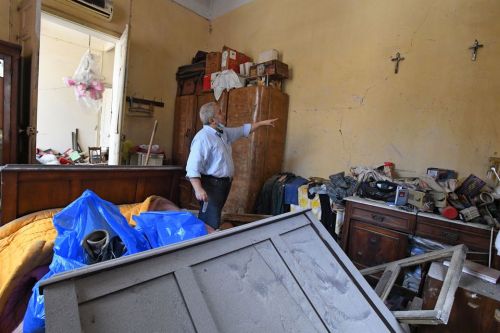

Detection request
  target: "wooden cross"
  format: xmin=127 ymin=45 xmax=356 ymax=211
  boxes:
xmin=391 ymin=52 xmax=404 ymax=74
xmin=469 ymin=39 xmax=483 ymax=61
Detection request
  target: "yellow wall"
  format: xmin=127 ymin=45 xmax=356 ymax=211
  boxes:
xmin=209 ymin=0 xmax=500 ymax=179
xmin=123 ymin=0 xmax=208 ymax=159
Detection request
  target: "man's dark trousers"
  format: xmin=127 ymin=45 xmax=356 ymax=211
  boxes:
xmin=198 ymin=175 xmax=232 ymax=229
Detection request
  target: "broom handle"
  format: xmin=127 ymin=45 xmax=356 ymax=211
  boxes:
xmin=144 ymin=120 xmax=158 ymax=166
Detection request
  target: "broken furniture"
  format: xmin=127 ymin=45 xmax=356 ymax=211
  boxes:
xmin=360 ymin=245 xmax=467 ymax=325
xmin=40 ymin=210 xmax=404 ymax=333
xmin=341 ymin=197 xmax=500 ymax=270
xmin=174 ymin=86 xmax=289 ymax=214
xmin=419 ymin=261 xmax=500 ymax=332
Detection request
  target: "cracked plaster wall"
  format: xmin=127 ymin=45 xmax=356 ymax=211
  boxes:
xmin=209 ymin=0 xmax=500 ymax=179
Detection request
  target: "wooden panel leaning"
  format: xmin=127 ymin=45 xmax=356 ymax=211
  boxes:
xmin=0 ymin=164 xmax=184 ymax=225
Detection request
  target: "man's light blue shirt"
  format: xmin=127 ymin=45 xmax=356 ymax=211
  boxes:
xmin=186 ymin=124 xmax=251 ymax=178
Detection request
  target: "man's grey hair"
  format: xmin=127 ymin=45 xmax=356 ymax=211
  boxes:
xmin=199 ymin=102 xmax=218 ymax=125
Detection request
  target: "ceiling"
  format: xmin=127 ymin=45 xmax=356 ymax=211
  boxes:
xmin=172 ymin=0 xmax=253 ymax=20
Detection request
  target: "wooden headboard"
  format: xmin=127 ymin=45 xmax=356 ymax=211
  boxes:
xmin=0 ymin=164 xmax=184 ymax=225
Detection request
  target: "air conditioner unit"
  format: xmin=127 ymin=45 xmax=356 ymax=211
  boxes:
xmin=67 ymin=0 xmax=113 ymax=21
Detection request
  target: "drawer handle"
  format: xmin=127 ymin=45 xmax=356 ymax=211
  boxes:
xmin=369 ymin=237 xmax=378 ymax=244
xmin=371 ymin=214 xmax=385 ymax=222
xmin=357 ymin=251 xmax=363 ymax=257
xmin=442 ymin=231 xmax=459 ymax=242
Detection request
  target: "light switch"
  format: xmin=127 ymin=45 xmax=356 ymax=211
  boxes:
xmin=0 ymin=59 xmax=3 ymax=78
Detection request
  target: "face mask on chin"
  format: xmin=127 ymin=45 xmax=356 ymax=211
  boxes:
xmin=216 ymin=122 xmax=225 ymax=130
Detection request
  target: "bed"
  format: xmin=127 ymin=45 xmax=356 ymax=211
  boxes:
xmin=0 ymin=164 xmax=184 ymax=332
xmin=0 ymin=164 xmax=184 ymax=225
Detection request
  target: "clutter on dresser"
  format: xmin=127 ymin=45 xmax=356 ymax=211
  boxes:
xmin=349 ymin=162 xmax=500 ymax=231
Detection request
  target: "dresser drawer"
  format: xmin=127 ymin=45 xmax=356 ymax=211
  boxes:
xmin=415 ymin=217 xmax=491 ymax=251
xmin=350 ymin=203 xmax=415 ymax=233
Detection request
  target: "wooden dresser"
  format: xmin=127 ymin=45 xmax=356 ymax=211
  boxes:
xmin=341 ymin=197 xmax=499 ymax=269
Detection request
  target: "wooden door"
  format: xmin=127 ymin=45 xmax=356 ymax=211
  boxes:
xmin=172 ymin=95 xmax=197 ymax=166
xmin=0 ymin=41 xmax=21 ymax=164
xmin=108 ymin=25 xmax=129 ymax=165
xmin=14 ymin=0 xmax=41 ymax=163
xmin=262 ymin=87 xmax=289 ymax=187
xmin=224 ymin=86 xmax=266 ymax=213
xmin=224 ymin=87 xmax=289 ymax=214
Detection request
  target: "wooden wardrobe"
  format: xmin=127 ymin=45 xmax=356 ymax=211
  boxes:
xmin=173 ymin=86 xmax=289 ymax=214
xmin=0 ymin=40 xmax=21 ymax=164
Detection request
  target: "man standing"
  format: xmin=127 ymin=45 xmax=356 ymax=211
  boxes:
xmin=186 ymin=102 xmax=277 ymax=229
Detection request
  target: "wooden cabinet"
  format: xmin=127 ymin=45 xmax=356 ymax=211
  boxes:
xmin=341 ymin=197 xmax=499 ymax=269
xmin=224 ymin=86 xmax=289 ymax=214
xmin=0 ymin=40 xmax=21 ymax=164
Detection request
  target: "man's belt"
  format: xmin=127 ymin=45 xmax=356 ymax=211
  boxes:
xmin=201 ymin=174 xmax=232 ymax=181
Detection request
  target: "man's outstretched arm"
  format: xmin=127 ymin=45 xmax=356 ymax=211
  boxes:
xmin=250 ymin=118 xmax=278 ymax=133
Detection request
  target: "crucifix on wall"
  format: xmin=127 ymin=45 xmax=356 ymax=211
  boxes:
xmin=469 ymin=39 xmax=484 ymax=61
xmin=391 ymin=52 xmax=405 ymax=74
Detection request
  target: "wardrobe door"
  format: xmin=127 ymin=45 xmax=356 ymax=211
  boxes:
xmin=220 ymin=86 xmax=289 ymax=214
xmin=263 ymin=87 xmax=289 ymax=183
xmin=172 ymin=95 xmax=197 ymax=166
xmin=224 ymin=87 xmax=258 ymax=213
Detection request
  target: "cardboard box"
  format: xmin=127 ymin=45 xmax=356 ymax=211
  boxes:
xmin=249 ymin=60 xmax=289 ymax=79
xmin=205 ymin=52 xmax=222 ymax=74
xmin=258 ymin=49 xmax=279 ymax=63
xmin=202 ymin=72 xmax=220 ymax=92
xmin=221 ymin=46 xmax=252 ymax=74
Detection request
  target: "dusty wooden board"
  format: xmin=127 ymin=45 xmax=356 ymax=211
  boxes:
xmin=41 ymin=210 xmax=403 ymax=333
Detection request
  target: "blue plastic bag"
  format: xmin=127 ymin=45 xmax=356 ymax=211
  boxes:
xmin=23 ymin=190 xmax=151 ymax=333
xmin=133 ymin=211 xmax=207 ymax=248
